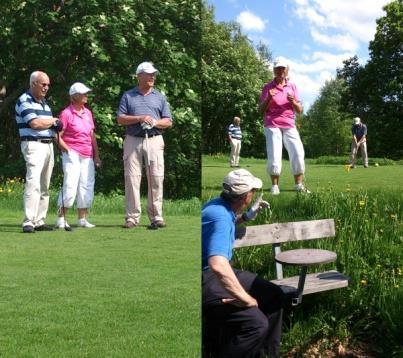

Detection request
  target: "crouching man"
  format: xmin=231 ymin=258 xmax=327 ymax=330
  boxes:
xmin=202 ymin=169 xmax=285 ymax=358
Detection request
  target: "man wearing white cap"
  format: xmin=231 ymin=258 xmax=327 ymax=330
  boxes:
xmin=350 ymin=117 xmax=368 ymax=168
xmin=259 ymin=57 xmax=309 ymax=195
xmin=202 ymin=169 xmax=285 ymax=357
xmin=117 ymin=62 xmax=172 ymax=229
xmin=55 ymin=82 xmax=101 ymax=229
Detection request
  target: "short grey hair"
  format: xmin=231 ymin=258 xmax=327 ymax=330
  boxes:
xmin=29 ymin=71 xmax=41 ymax=86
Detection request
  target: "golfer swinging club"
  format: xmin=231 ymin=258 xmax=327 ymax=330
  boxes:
xmin=117 ymin=61 xmax=172 ymax=230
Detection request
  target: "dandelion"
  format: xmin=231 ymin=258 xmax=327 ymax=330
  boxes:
xmin=9 ymin=179 xmax=15 ymax=184
xmin=360 ymin=279 xmax=367 ymax=286
xmin=359 ymin=200 xmax=365 ymax=207
xmin=0 ymin=188 xmax=3 ymax=193
xmin=344 ymin=165 xmax=351 ymax=173
xmin=390 ymin=214 xmax=397 ymax=220
xmin=395 ymin=285 xmax=400 ymax=288
xmin=7 ymin=189 xmax=12 ymax=193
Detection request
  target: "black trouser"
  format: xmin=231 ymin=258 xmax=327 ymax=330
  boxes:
xmin=202 ymin=268 xmax=285 ymax=358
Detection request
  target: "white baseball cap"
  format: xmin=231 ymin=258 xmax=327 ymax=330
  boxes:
xmin=136 ymin=62 xmax=159 ymax=75
xmin=353 ymin=117 xmax=361 ymax=124
xmin=273 ymin=56 xmax=289 ymax=68
xmin=69 ymin=82 xmax=92 ymax=96
xmin=223 ymin=169 xmax=263 ymax=195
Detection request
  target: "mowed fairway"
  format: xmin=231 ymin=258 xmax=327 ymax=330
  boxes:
xmin=0 ymin=213 xmax=200 ymax=357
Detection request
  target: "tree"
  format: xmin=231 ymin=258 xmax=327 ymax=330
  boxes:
xmin=202 ymin=4 xmax=271 ymax=158
xmin=0 ymin=0 xmax=201 ymax=198
xmin=337 ymin=0 xmax=403 ymax=158
xmin=300 ymin=79 xmax=351 ymax=157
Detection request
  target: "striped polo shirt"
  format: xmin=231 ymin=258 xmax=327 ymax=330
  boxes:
xmin=15 ymin=91 xmax=55 ymax=138
xmin=117 ymin=86 xmax=172 ymax=137
xmin=228 ymin=124 xmax=242 ymax=140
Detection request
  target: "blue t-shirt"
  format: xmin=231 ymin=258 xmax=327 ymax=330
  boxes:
xmin=202 ymin=197 xmax=236 ymax=270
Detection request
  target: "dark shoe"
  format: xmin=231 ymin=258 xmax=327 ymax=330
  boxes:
xmin=123 ymin=221 xmax=137 ymax=229
xmin=23 ymin=225 xmax=35 ymax=233
xmin=350 ymin=165 xmax=355 ymax=169
xmin=364 ymin=165 xmax=368 ymax=168
xmin=35 ymin=224 xmax=54 ymax=231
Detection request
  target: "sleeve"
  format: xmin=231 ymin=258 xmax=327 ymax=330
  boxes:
xmin=20 ymin=101 xmax=37 ymax=124
xmin=160 ymin=95 xmax=172 ymax=120
xmin=292 ymin=83 xmax=300 ymax=102
xmin=59 ymin=108 xmax=70 ymax=130
xmin=116 ymin=93 xmax=128 ymax=117
xmin=363 ymin=125 xmax=367 ymax=136
xmin=205 ymin=212 xmax=232 ymax=260
xmin=259 ymin=83 xmax=269 ymax=103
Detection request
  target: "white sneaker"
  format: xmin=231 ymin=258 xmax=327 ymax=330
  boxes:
xmin=78 ymin=218 xmax=95 ymax=228
xmin=55 ymin=217 xmax=70 ymax=229
xmin=271 ymin=185 xmax=280 ymax=195
xmin=295 ymin=184 xmax=311 ymax=194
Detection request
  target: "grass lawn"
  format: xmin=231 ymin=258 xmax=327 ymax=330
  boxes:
xmin=0 ymin=211 xmax=200 ymax=357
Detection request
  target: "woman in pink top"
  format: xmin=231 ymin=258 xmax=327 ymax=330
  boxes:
xmin=56 ymin=82 xmax=101 ymax=229
xmin=259 ymin=57 xmax=309 ymax=195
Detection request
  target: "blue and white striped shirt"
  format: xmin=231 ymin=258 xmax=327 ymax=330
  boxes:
xmin=15 ymin=91 xmax=55 ymax=138
xmin=228 ymin=124 xmax=242 ymax=140
xmin=117 ymin=87 xmax=172 ymax=137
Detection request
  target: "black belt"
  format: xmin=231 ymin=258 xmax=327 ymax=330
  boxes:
xmin=21 ymin=136 xmax=54 ymax=143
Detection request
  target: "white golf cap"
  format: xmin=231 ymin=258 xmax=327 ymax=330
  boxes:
xmin=136 ymin=62 xmax=159 ymax=75
xmin=223 ymin=169 xmax=263 ymax=195
xmin=354 ymin=117 xmax=361 ymax=124
xmin=69 ymin=82 xmax=92 ymax=96
xmin=273 ymin=56 xmax=289 ymax=68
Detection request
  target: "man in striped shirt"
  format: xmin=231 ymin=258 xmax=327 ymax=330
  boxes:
xmin=15 ymin=71 xmax=61 ymax=233
xmin=117 ymin=62 xmax=172 ymax=230
xmin=228 ymin=116 xmax=242 ymax=167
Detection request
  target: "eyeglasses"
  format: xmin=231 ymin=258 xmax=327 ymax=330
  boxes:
xmin=36 ymin=82 xmax=50 ymax=88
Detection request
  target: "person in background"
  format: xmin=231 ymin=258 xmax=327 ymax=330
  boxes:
xmin=259 ymin=57 xmax=309 ymax=195
xmin=117 ymin=62 xmax=172 ymax=230
xmin=15 ymin=71 xmax=62 ymax=233
xmin=227 ymin=116 xmax=242 ymax=168
xmin=55 ymin=82 xmax=101 ymax=229
xmin=350 ymin=117 xmax=368 ymax=168
xmin=202 ymin=169 xmax=285 ymax=357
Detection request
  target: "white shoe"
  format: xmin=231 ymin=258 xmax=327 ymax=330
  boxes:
xmin=271 ymin=185 xmax=280 ymax=195
xmin=78 ymin=218 xmax=95 ymax=228
xmin=55 ymin=217 xmax=70 ymax=229
xmin=295 ymin=184 xmax=311 ymax=194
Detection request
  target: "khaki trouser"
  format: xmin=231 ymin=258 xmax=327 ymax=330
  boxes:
xmin=229 ymin=138 xmax=241 ymax=166
xmin=21 ymin=141 xmax=54 ymax=227
xmin=123 ymin=135 xmax=164 ymax=224
xmin=350 ymin=140 xmax=368 ymax=167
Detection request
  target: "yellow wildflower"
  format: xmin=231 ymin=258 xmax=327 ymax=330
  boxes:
xmin=9 ymin=179 xmax=15 ymax=184
xmin=359 ymin=200 xmax=365 ymax=207
xmin=360 ymin=279 xmax=367 ymax=286
xmin=390 ymin=214 xmax=397 ymax=220
xmin=8 ymin=189 xmax=12 ymax=193
xmin=344 ymin=165 xmax=351 ymax=173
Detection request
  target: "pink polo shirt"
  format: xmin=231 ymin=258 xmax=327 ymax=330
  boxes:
xmin=260 ymin=80 xmax=299 ymax=128
xmin=59 ymin=104 xmax=95 ymax=158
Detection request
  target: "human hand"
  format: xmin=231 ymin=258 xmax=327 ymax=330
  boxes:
xmin=141 ymin=116 xmax=156 ymax=130
xmin=269 ymin=88 xmax=277 ymax=97
xmin=287 ymin=91 xmax=294 ymax=102
xmin=52 ymin=119 xmax=63 ymax=132
xmin=94 ymin=157 xmax=102 ymax=168
xmin=222 ymin=296 xmax=258 ymax=307
xmin=243 ymin=194 xmax=270 ymax=221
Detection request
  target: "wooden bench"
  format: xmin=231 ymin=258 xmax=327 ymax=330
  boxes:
xmin=234 ymin=219 xmax=349 ymax=305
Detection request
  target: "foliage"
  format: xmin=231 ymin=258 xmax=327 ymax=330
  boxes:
xmin=201 ymin=4 xmax=271 ymax=157
xmin=336 ymin=0 xmax=403 ymax=159
xmin=0 ymin=0 xmax=201 ymax=198
xmin=300 ymin=78 xmax=352 ymax=157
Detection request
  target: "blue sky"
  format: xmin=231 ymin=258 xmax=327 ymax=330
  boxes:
xmin=208 ymin=0 xmax=390 ymax=111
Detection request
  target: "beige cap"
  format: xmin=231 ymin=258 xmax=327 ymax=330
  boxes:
xmin=69 ymin=82 xmax=92 ymax=96
xmin=136 ymin=61 xmax=159 ymax=75
xmin=223 ymin=169 xmax=263 ymax=195
xmin=353 ymin=117 xmax=361 ymax=124
xmin=273 ymin=56 xmax=288 ymax=68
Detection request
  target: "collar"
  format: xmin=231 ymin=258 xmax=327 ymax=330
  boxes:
xmin=133 ymin=86 xmax=156 ymax=95
xmin=27 ymin=90 xmax=46 ymax=105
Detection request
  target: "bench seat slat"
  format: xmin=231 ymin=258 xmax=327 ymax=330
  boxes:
xmin=234 ymin=219 xmax=335 ymax=248
xmin=271 ymin=270 xmax=349 ymax=295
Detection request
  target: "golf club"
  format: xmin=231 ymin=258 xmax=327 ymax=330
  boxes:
xmin=56 ymin=129 xmax=73 ymax=232
xmin=145 ymin=130 xmax=158 ymax=230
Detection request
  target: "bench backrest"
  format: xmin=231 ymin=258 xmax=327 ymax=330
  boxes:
xmin=234 ymin=219 xmax=335 ymax=248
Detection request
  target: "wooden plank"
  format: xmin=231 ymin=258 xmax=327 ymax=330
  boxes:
xmin=234 ymin=219 xmax=335 ymax=248
xmin=271 ymin=270 xmax=349 ymax=295
xmin=275 ymin=249 xmax=337 ymax=266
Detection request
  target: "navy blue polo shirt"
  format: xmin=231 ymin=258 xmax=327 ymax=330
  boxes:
xmin=117 ymin=86 xmax=172 ymax=137
xmin=202 ymin=197 xmax=236 ymax=270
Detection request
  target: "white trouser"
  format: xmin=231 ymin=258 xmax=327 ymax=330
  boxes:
xmin=229 ymin=138 xmax=241 ymax=166
xmin=58 ymin=150 xmax=95 ymax=209
xmin=123 ymin=135 xmax=165 ymax=224
xmin=21 ymin=141 xmax=54 ymax=227
xmin=264 ymin=127 xmax=305 ymax=176
xmin=350 ymin=141 xmax=368 ymax=166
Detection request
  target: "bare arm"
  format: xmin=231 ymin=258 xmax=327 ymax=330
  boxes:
xmin=155 ymin=118 xmax=172 ymax=129
xmin=56 ymin=130 xmax=69 ymax=152
xmin=91 ymin=132 xmax=102 ymax=167
xmin=208 ymin=255 xmax=258 ymax=307
xmin=29 ymin=117 xmax=58 ymax=130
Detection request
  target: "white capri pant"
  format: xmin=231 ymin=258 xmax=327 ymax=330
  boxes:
xmin=58 ymin=150 xmax=95 ymax=209
xmin=264 ymin=127 xmax=305 ymax=176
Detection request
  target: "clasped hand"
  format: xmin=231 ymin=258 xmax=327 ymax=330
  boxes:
xmin=243 ymin=194 xmax=270 ymax=221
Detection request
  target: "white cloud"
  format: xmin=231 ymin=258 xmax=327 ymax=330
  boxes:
xmin=290 ymin=0 xmax=389 ymax=49
xmin=236 ymin=10 xmax=266 ymax=32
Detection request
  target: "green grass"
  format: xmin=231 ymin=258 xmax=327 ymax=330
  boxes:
xmin=0 ymin=194 xmax=200 ymax=357
xmin=203 ymin=155 xmax=403 ymax=356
